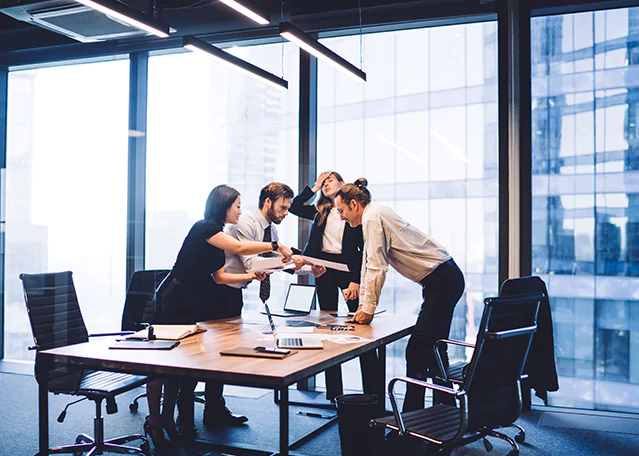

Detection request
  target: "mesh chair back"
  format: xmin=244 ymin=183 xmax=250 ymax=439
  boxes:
xmin=121 ymin=269 xmax=170 ymax=331
xmin=464 ymin=293 xmax=542 ymax=431
xmin=19 ymin=271 xmax=88 ymax=392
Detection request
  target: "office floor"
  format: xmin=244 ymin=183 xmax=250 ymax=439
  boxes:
xmin=1 ymin=368 xmax=639 ymax=456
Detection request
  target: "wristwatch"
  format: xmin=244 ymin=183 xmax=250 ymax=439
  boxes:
xmin=271 ymin=241 xmax=279 ymax=252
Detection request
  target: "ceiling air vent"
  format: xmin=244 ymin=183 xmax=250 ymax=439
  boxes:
xmin=1 ymin=1 xmax=153 ymax=42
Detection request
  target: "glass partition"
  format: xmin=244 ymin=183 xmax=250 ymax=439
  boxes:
xmin=318 ymin=21 xmax=499 ymax=392
xmin=4 ymin=60 xmax=130 ymax=360
xmin=532 ymin=7 xmax=639 ymax=413
xmin=145 ymin=43 xmax=300 ymax=311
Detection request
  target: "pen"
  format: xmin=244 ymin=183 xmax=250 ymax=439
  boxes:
xmin=297 ymin=411 xmax=334 ymax=419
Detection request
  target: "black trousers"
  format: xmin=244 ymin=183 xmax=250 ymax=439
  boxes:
xmin=315 ymin=261 xmax=381 ymax=400
xmin=403 ymin=259 xmax=465 ymax=413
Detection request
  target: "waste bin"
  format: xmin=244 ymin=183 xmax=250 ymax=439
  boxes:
xmin=335 ymin=393 xmax=384 ymax=456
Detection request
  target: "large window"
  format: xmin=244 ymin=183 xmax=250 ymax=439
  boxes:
xmin=318 ymin=22 xmax=499 ymax=390
xmin=532 ymin=8 xmax=639 ymax=413
xmin=4 ymin=60 xmax=130 ymax=360
xmin=145 ymin=43 xmax=299 ymax=311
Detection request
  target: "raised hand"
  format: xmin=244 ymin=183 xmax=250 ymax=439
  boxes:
xmin=312 ymin=171 xmax=333 ymax=193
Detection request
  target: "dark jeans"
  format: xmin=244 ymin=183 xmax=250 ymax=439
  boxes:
xmin=315 ymin=262 xmax=381 ymax=400
xmin=403 ymin=259 xmax=465 ymax=413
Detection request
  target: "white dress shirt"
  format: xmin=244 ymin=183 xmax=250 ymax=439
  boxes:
xmin=321 ymin=207 xmax=345 ymax=254
xmin=224 ymin=211 xmax=279 ymax=289
xmin=359 ymin=202 xmax=451 ymax=314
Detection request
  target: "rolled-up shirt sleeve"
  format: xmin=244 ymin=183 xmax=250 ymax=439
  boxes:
xmin=360 ymin=218 xmax=389 ymax=314
xmin=235 ymin=221 xmax=260 ymax=271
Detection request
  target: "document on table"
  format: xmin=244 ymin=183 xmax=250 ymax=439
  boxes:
xmin=299 ymin=255 xmax=349 ymax=272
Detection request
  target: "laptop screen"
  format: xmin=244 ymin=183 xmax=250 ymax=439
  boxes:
xmin=284 ymin=284 xmax=316 ymax=312
xmin=263 ymin=303 xmax=278 ymax=341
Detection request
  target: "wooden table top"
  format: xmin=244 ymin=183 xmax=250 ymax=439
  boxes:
xmin=39 ymin=311 xmax=415 ymax=388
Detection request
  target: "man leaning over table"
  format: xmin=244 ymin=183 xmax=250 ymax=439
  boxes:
xmin=335 ymin=177 xmax=466 ymax=412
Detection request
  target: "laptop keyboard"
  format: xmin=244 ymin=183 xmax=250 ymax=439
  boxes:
xmin=279 ymin=337 xmax=303 ymax=347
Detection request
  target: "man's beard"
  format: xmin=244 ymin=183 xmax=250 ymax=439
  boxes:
xmin=267 ymin=206 xmax=283 ymax=224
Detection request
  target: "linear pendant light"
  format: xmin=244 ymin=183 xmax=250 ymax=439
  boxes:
xmin=279 ymin=22 xmax=366 ymax=83
xmin=219 ymin=0 xmax=270 ymax=25
xmin=72 ymin=0 xmax=170 ymax=38
xmin=183 ymin=36 xmax=288 ymax=91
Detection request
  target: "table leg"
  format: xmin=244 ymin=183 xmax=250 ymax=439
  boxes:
xmin=36 ymin=358 xmax=49 ymax=455
xmin=377 ymin=345 xmax=387 ymax=413
xmin=279 ymin=386 xmax=289 ymax=456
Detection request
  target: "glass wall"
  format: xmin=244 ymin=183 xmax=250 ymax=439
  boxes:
xmin=4 ymin=60 xmax=130 ymax=360
xmin=145 ymin=43 xmax=299 ymax=311
xmin=317 ymin=22 xmax=499 ymax=391
xmin=532 ymin=8 xmax=639 ymax=413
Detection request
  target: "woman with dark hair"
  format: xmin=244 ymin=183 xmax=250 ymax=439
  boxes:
xmin=144 ymin=185 xmax=293 ymax=447
xmin=335 ymin=178 xmax=465 ymax=412
xmin=289 ymin=172 xmax=377 ymax=401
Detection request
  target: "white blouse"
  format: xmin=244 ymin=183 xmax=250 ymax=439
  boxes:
xmin=321 ymin=207 xmax=345 ymax=255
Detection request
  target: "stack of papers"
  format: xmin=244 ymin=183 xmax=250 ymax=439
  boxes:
xmin=247 ymin=255 xmax=349 ymax=273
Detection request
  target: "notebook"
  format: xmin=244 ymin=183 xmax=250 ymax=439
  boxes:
xmin=127 ymin=324 xmax=206 ymax=341
xmin=264 ymin=283 xmax=316 ymax=317
xmin=264 ymin=303 xmax=323 ymax=349
xmin=220 ymin=347 xmax=297 ymax=359
xmin=109 ymin=340 xmax=179 ymax=350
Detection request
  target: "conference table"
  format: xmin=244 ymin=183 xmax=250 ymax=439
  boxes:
xmin=37 ymin=311 xmax=415 ymax=455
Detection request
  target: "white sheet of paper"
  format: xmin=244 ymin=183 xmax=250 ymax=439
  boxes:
xmin=247 ymin=257 xmax=294 ymax=272
xmin=300 ymin=255 xmax=350 ymax=272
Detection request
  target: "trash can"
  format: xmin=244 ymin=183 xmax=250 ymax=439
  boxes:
xmin=335 ymin=393 xmax=384 ymax=456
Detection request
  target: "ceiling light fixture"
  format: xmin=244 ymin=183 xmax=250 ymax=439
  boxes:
xmin=219 ymin=0 xmax=270 ymax=25
xmin=183 ymin=36 xmax=288 ymax=90
xmin=72 ymin=0 xmax=170 ymax=37
xmin=279 ymin=22 xmax=366 ymax=83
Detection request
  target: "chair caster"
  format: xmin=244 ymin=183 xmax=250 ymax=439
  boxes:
xmin=129 ymin=401 xmax=139 ymax=412
xmin=483 ymin=438 xmax=493 ymax=452
xmin=515 ymin=431 xmax=525 ymax=444
xmin=506 ymin=449 xmax=519 ymax=456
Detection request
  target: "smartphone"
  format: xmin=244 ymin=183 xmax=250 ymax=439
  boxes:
xmin=329 ymin=312 xmax=352 ymax=318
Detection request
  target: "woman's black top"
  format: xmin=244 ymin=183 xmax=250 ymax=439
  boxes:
xmin=155 ymin=220 xmax=231 ymax=324
xmin=289 ymin=186 xmax=363 ymax=285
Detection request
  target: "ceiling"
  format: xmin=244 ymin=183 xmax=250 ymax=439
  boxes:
xmin=0 ymin=0 xmax=623 ymax=57
xmin=0 ymin=0 xmax=473 ymax=54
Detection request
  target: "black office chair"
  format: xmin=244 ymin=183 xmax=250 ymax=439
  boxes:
xmin=20 ymin=271 xmax=151 ymax=455
xmin=372 ymin=293 xmax=542 ymax=456
xmin=434 ymin=276 xmax=559 ymax=418
xmin=121 ymin=269 xmax=171 ymax=413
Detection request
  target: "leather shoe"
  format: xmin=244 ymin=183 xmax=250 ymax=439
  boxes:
xmin=203 ymin=406 xmax=248 ymax=427
xmin=175 ymin=414 xmax=197 ymax=442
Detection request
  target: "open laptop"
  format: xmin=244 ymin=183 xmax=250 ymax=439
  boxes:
xmin=265 ymin=283 xmax=316 ymax=317
xmin=263 ymin=303 xmax=324 ymax=349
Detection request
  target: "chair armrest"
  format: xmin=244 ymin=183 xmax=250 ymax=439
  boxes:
xmin=433 ymin=339 xmax=475 ymax=382
xmin=435 ymin=338 xmax=475 ymax=349
xmin=387 ymin=376 xmax=465 ymax=435
xmin=89 ymin=331 xmax=135 ymax=338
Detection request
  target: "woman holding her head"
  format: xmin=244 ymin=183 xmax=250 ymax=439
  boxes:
xmin=145 ymin=185 xmax=293 ymax=447
xmin=290 ymin=172 xmax=378 ymax=401
xmin=335 ymin=178 xmax=465 ymax=412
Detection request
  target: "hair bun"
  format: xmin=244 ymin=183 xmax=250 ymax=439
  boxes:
xmin=354 ymin=177 xmax=368 ymax=188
